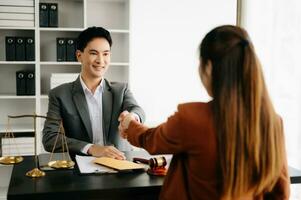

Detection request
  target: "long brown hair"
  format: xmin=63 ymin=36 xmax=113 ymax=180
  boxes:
xmin=200 ymin=25 xmax=285 ymax=198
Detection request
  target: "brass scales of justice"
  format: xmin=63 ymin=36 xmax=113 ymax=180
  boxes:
xmin=0 ymin=114 xmax=74 ymax=178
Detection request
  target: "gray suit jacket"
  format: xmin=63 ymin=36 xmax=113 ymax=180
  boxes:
xmin=42 ymin=77 xmax=145 ymax=155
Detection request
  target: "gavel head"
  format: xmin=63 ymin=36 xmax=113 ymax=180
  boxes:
xmin=148 ymin=157 xmax=167 ymax=168
xmin=132 ymin=156 xmax=168 ymax=176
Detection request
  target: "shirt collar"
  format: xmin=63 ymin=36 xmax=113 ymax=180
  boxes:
xmin=79 ymin=75 xmax=104 ymax=94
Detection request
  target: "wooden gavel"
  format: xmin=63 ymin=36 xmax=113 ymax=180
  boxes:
xmin=133 ymin=157 xmax=167 ymax=176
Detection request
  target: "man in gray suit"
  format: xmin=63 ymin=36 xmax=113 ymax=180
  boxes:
xmin=43 ymin=27 xmax=145 ymax=160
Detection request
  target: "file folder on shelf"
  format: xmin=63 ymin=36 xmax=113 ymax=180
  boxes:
xmin=57 ymin=38 xmax=66 ymax=61
xmin=5 ymin=36 xmax=15 ymax=61
xmin=16 ymin=71 xmax=26 ymax=95
xmin=15 ymin=37 xmax=25 ymax=61
xmin=26 ymin=71 xmax=35 ymax=95
xmin=48 ymin=3 xmax=58 ymax=27
xmin=25 ymin=37 xmax=35 ymax=61
xmin=39 ymin=3 xmax=48 ymax=27
xmin=66 ymin=38 xmax=77 ymax=61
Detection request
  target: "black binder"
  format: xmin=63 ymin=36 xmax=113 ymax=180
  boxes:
xmin=16 ymin=37 xmax=25 ymax=61
xmin=49 ymin=3 xmax=58 ymax=27
xmin=25 ymin=37 xmax=35 ymax=61
xmin=16 ymin=71 xmax=26 ymax=95
xmin=66 ymin=38 xmax=76 ymax=61
xmin=5 ymin=36 xmax=15 ymax=61
xmin=39 ymin=3 xmax=49 ymax=27
xmin=57 ymin=38 xmax=66 ymax=61
xmin=26 ymin=71 xmax=35 ymax=95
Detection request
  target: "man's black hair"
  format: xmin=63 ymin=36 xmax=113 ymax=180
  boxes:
xmin=76 ymin=26 xmax=112 ymax=51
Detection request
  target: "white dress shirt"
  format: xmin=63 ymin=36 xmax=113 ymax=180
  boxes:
xmin=80 ymin=76 xmax=104 ymax=154
xmin=79 ymin=76 xmax=141 ymax=154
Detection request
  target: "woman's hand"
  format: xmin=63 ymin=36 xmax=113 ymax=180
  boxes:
xmin=118 ymin=111 xmax=136 ymax=139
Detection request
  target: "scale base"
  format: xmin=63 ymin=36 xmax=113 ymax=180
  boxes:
xmin=26 ymin=168 xmax=45 ymax=178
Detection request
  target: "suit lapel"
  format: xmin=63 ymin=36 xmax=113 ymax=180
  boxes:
xmin=72 ymin=77 xmax=93 ymax=141
xmin=102 ymin=79 xmax=112 ymax=144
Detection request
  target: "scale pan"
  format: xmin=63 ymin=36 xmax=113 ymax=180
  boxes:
xmin=0 ymin=156 xmax=23 ymax=164
xmin=48 ymin=160 xmax=75 ymax=169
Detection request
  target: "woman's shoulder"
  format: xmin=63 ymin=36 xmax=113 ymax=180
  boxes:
xmin=174 ymin=102 xmax=215 ymax=136
xmin=177 ymin=101 xmax=212 ymax=114
xmin=175 ymin=102 xmax=214 ymax=125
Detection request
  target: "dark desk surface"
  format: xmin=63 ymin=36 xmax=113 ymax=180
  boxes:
xmin=7 ymin=151 xmax=301 ymax=200
xmin=7 ymin=151 xmax=164 ymax=200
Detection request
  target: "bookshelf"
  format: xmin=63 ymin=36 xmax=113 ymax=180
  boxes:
xmin=0 ymin=0 xmax=130 ymax=154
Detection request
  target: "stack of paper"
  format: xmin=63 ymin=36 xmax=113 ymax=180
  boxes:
xmin=0 ymin=0 xmax=35 ymax=27
xmin=75 ymin=155 xmax=117 ymax=174
xmin=50 ymin=73 xmax=79 ymax=89
xmin=1 ymin=137 xmax=34 ymax=156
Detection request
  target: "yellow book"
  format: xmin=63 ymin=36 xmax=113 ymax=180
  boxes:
xmin=94 ymin=157 xmax=146 ymax=171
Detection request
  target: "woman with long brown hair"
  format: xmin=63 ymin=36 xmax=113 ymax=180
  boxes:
xmin=119 ymin=25 xmax=290 ymax=200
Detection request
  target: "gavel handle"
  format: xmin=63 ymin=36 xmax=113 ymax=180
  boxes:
xmin=133 ymin=157 xmax=149 ymax=164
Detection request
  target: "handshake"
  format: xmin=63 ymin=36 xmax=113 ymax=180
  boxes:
xmin=118 ymin=110 xmax=140 ymax=140
xmin=87 ymin=111 xmax=139 ymax=160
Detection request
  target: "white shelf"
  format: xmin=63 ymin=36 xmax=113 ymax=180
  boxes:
xmin=111 ymin=62 xmax=129 ymax=66
xmin=39 ymin=28 xmax=129 ymax=34
xmin=0 ymin=95 xmax=36 ymax=99
xmin=96 ymin=0 xmax=128 ymax=2
xmin=109 ymin=29 xmax=129 ymax=33
xmin=39 ymin=27 xmax=84 ymax=32
xmin=0 ymin=61 xmax=35 ymax=65
xmin=39 ymin=62 xmax=129 ymax=66
xmin=0 ymin=124 xmax=34 ymax=133
xmin=40 ymin=95 xmax=48 ymax=99
xmin=40 ymin=61 xmax=80 ymax=65
xmin=0 ymin=27 xmax=35 ymax=30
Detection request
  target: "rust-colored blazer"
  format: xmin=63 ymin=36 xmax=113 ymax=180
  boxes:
xmin=126 ymin=102 xmax=290 ymax=200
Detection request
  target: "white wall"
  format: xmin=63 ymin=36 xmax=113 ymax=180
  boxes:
xmin=241 ymin=3 xmax=301 ymax=198
xmin=130 ymin=0 xmax=237 ymax=125
xmin=241 ymin=0 xmax=301 ymax=168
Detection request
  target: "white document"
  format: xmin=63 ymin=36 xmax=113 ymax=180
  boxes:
xmin=75 ymin=155 xmax=117 ymax=174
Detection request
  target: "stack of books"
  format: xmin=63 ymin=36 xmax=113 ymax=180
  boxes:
xmin=50 ymin=73 xmax=79 ymax=89
xmin=0 ymin=0 xmax=35 ymax=27
xmin=1 ymin=137 xmax=34 ymax=156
